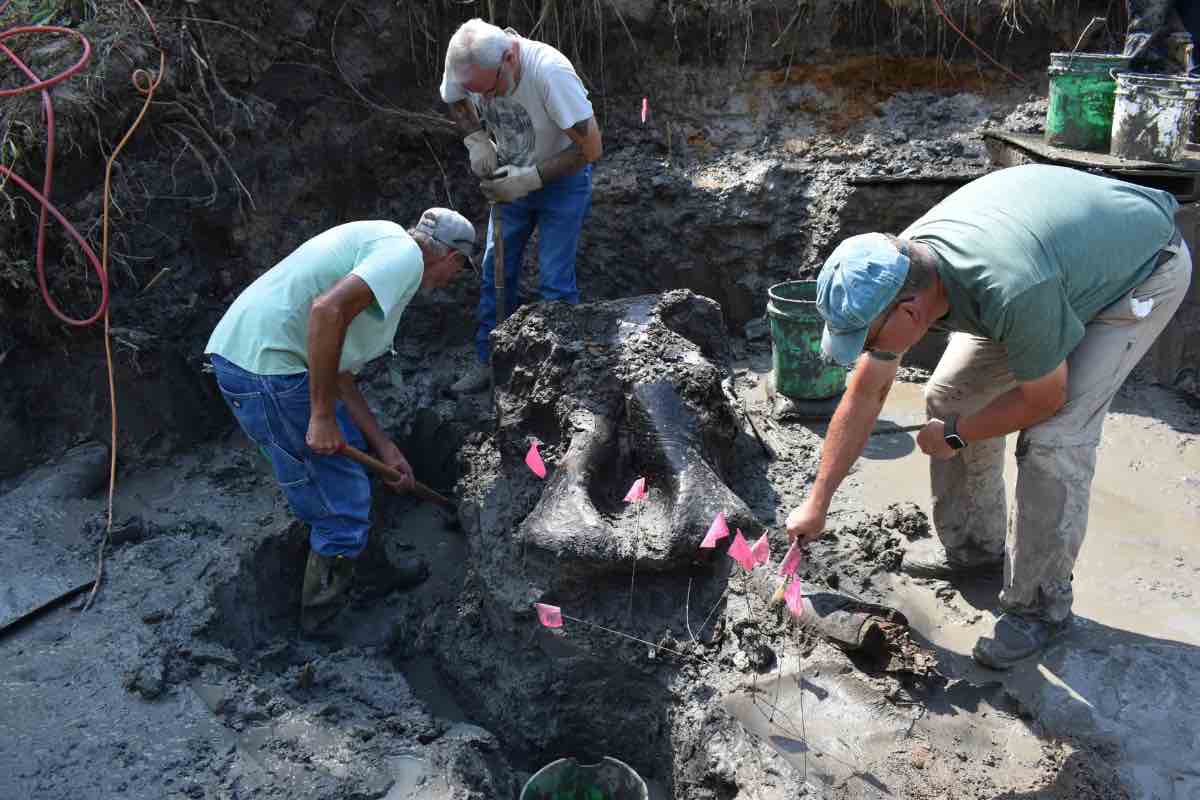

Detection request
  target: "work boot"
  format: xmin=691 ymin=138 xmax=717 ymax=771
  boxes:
xmin=900 ymin=537 xmax=1003 ymax=579
xmin=973 ymin=612 xmax=1072 ymax=670
xmin=300 ymin=551 xmax=354 ymax=634
xmin=450 ymin=362 xmax=490 ymax=394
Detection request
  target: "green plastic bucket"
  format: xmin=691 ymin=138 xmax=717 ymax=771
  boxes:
xmin=1044 ymin=52 xmax=1131 ymax=152
xmin=519 ymin=756 xmax=648 ymax=800
xmin=767 ymin=280 xmax=846 ymax=401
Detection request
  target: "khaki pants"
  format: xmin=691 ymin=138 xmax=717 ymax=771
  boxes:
xmin=925 ymin=239 xmax=1193 ymax=622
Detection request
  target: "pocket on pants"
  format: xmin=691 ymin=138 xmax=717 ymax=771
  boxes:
xmin=219 ymin=384 xmax=329 ymax=522
xmin=272 ymin=448 xmax=331 ymax=523
xmin=217 ymin=384 xmax=274 ymax=449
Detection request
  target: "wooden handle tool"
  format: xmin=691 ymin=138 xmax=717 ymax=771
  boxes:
xmin=340 ymin=445 xmax=452 ymax=507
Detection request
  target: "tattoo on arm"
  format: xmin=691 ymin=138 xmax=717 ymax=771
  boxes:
xmin=536 ymin=145 xmax=588 ymax=184
xmin=868 ymin=350 xmax=899 ymax=361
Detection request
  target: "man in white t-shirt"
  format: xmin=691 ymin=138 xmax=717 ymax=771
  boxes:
xmin=439 ymin=18 xmax=603 ymax=393
xmin=205 ymin=209 xmax=476 ymax=633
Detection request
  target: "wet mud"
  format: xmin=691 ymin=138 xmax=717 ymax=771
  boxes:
xmin=1 ymin=0 xmax=1192 ymax=797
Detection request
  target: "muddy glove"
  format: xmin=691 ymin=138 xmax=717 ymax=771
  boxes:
xmin=480 ymin=165 xmax=542 ymax=203
xmin=463 ymin=130 xmax=498 ymax=178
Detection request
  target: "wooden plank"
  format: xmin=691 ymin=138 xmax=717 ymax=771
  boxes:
xmin=983 ymin=130 xmax=1200 ymax=174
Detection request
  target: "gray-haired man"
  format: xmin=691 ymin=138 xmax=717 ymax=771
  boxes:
xmin=206 ymin=209 xmax=477 ymax=633
xmin=784 ymin=165 xmax=1191 ymax=669
xmin=439 ymin=18 xmax=603 ymax=393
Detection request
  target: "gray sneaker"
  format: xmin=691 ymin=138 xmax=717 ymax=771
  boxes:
xmin=450 ymin=362 xmax=490 ymax=394
xmin=973 ymin=612 xmax=1071 ymax=670
xmin=900 ymin=537 xmax=1003 ymax=579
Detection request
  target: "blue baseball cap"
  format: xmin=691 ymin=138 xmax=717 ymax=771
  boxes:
xmin=816 ymin=233 xmax=910 ymax=366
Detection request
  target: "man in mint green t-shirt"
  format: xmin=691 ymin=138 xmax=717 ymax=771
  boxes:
xmin=205 ymin=209 xmax=476 ymax=633
xmin=784 ymin=165 xmax=1192 ymax=669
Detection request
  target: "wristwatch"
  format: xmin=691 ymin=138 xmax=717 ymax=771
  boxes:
xmin=944 ymin=415 xmax=967 ymax=450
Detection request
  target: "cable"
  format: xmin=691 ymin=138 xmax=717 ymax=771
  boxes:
xmin=1 ymin=1 xmax=164 ymax=610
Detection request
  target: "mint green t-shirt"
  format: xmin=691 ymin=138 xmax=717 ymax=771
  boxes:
xmin=205 ymin=221 xmax=422 ymax=375
xmin=902 ymin=165 xmax=1178 ymax=381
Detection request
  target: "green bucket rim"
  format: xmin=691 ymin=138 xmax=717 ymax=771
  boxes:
xmin=1047 ymin=51 xmax=1130 ymax=74
xmin=767 ymin=279 xmax=819 ymax=307
xmin=519 ymin=756 xmax=648 ymax=800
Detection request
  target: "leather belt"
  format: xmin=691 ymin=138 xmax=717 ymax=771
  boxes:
xmin=1156 ymin=228 xmax=1184 ymax=267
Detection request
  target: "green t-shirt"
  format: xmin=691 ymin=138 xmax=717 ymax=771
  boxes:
xmin=205 ymin=221 xmax=423 ymax=375
xmin=901 ymin=165 xmax=1179 ymax=381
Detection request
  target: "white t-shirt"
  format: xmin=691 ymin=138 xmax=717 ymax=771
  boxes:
xmin=440 ymin=35 xmax=593 ymax=168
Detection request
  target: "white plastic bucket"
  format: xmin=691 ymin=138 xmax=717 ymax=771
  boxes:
xmin=1110 ymin=72 xmax=1200 ymax=163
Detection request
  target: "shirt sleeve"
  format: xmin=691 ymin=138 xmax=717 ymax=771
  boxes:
xmin=540 ymin=64 xmax=593 ymax=130
xmin=995 ymin=282 xmax=1085 ymax=382
xmin=350 ymin=236 xmax=422 ymax=320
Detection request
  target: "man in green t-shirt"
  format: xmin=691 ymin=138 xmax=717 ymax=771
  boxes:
xmin=784 ymin=165 xmax=1192 ymax=669
xmin=205 ymin=209 xmax=476 ymax=633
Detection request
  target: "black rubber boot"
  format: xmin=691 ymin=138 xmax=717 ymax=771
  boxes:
xmin=300 ymin=551 xmax=354 ymax=634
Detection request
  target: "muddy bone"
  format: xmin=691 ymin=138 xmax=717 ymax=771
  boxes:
xmin=490 ymin=291 xmax=759 ymax=584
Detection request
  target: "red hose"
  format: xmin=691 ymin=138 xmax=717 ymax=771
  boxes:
xmin=0 ymin=9 xmax=106 ymax=326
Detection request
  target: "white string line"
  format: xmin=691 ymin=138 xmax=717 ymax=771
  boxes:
xmin=560 ymin=614 xmax=724 ymax=668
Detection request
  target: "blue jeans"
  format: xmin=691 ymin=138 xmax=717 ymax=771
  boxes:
xmin=475 ymin=164 xmax=592 ymax=362
xmin=209 ymin=355 xmax=372 ymax=557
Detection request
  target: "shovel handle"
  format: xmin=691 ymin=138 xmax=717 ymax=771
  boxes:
xmin=339 ymin=445 xmax=452 ymax=507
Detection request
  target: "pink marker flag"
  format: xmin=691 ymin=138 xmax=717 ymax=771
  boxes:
xmin=699 ymin=512 xmax=729 ymax=549
xmin=534 ymin=603 xmax=563 ymax=628
xmin=525 ymin=441 xmax=546 ymax=479
xmin=750 ymin=533 xmax=770 ymax=566
xmin=784 ymin=580 xmax=804 ymax=619
xmin=623 ymin=477 xmax=647 ymax=503
xmin=779 ymin=541 xmax=802 ymax=577
xmin=641 ymin=96 xmax=648 ymax=125
xmin=728 ymin=529 xmax=756 ymax=571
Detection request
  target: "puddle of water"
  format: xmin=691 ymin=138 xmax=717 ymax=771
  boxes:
xmin=724 ymin=662 xmax=1045 ymax=797
xmin=852 ymin=382 xmax=1200 ymax=648
xmin=383 ymin=755 xmax=432 ymax=799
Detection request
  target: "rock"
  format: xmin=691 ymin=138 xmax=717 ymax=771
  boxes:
xmin=744 ymin=316 xmax=768 ymax=341
xmin=20 ymin=442 xmax=109 ymax=500
xmin=122 ymin=657 xmax=165 ymax=700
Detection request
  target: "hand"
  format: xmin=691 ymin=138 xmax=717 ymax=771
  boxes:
xmin=916 ymin=418 xmax=957 ymax=460
xmin=480 ymin=165 xmax=542 ymax=203
xmin=463 ymin=130 xmax=498 ymax=178
xmin=785 ymin=501 xmax=827 ymax=547
xmin=376 ymin=440 xmax=415 ymax=493
xmin=306 ymin=413 xmax=345 ymax=456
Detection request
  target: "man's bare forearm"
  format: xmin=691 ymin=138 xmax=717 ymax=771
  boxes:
xmin=537 ymin=146 xmax=589 ymax=183
xmin=809 ymin=356 xmax=897 ymax=512
xmin=538 ymin=118 xmax=601 ymax=183
xmin=307 ymin=304 xmax=349 ymax=420
xmin=337 ymin=375 xmax=392 ymax=453
xmin=448 ymin=99 xmax=481 ymax=135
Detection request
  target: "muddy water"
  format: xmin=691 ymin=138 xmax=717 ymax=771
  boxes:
xmin=853 ymin=381 xmax=1200 ymax=650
